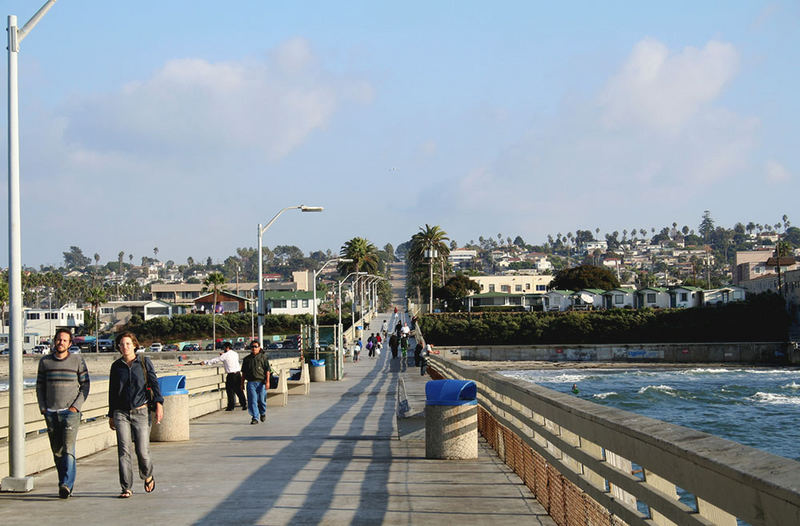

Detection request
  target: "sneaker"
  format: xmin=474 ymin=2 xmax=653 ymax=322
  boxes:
xmin=260 ymin=414 xmax=266 ymax=422
xmin=241 ymin=406 xmax=247 ymax=411
xmin=250 ymin=418 xmax=258 ymax=425
xmin=58 ymin=485 xmax=71 ymax=499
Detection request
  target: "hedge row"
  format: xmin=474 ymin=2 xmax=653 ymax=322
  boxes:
xmin=125 ymin=312 xmax=345 ymax=343
xmin=419 ymin=293 xmax=789 ymax=345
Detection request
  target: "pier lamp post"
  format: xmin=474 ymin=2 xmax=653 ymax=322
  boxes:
xmin=4 ymin=0 xmax=58 ymax=493
xmin=257 ymin=205 xmax=322 ymax=346
xmin=312 ymin=258 xmax=352 ymax=360
xmin=337 ymin=271 xmax=365 ymax=377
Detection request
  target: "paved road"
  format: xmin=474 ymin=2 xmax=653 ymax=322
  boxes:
xmin=0 ymin=312 xmax=554 ymax=525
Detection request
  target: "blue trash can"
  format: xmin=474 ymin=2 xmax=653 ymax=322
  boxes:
xmin=151 ymin=375 xmax=189 ymax=442
xmin=310 ymin=359 xmax=326 ymax=382
xmin=425 ymin=379 xmax=478 ymax=459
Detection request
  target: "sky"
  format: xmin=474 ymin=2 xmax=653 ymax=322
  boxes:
xmin=1 ymin=1 xmax=798 ymax=268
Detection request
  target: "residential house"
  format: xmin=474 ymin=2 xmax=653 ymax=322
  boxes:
xmin=470 ymin=274 xmax=552 ymax=296
xmin=194 ymin=291 xmax=249 ymax=314
xmin=1 ymin=303 xmax=85 ymax=347
xmin=261 ymin=291 xmax=318 ymax=315
xmin=669 ymin=286 xmax=703 ymax=308
xmin=99 ymin=300 xmax=172 ymax=331
xmin=701 ymin=286 xmax=746 ymax=306
xmin=464 ymin=292 xmax=525 ymax=311
xmin=544 ymin=290 xmax=574 ymax=311
xmin=603 ymin=288 xmax=636 ymax=309
xmin=571 ymin=289 xmax=605 ymax=310
xmin=448 ymin=248 xmax=478 ymax=268
xmin=635 ymin=287 xmax=670 ymax=309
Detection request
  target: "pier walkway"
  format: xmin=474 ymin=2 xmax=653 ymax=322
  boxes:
xmin=0 ymin=313 xmax=554 ymax=526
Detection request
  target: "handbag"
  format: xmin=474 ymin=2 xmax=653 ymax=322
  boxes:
xmin=139 ymin=355 xmax=156 ymax=410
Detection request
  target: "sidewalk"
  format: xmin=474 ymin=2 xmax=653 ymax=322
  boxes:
xmin=0 ymin=313 xmax=554 ymax=525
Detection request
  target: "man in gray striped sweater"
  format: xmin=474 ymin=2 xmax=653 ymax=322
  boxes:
xmin=36 ymin=328 xmax=90 ymax=499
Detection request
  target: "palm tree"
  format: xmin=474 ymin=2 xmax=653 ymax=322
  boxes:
xmin=338 ymin=238 xmax=379 ymax=317
xmin=153 ymin=246 xmax=159 ymax=261
xmin=408 ymin=225 xmax=450 ymax=308
xmin=203 ymin=272 xmax=226 ymax=347
xmin=85 ymin=287 xmax=107 ymax=353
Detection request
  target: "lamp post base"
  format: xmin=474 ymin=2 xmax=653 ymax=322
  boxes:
xmin=1 ymin=476 xmax=34 ymax=492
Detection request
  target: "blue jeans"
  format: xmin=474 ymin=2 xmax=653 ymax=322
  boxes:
xmin=246 ymin=381 xmax=266 ymax=419
xmin=113 ymin=406 xmax=153 ymax=492
xmin=44 ymin=410 xmax=81 ymax=490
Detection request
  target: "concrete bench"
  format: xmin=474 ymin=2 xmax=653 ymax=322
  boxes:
xmin=287 ymin=362 xmax=310 ymax=396
xmin=267 ymin=368 xmax=288 ymax=407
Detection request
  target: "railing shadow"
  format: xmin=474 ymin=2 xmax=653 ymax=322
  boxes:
xmin=194 ymin=316 xmax=398 ymax=525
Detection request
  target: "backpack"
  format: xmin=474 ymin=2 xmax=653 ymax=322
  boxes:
xmin=366 ymin=341 xmax=373 ymax=350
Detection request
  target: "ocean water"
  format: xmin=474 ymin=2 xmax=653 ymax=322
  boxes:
xmin=500 ymin=367 xmax=800 ymax=462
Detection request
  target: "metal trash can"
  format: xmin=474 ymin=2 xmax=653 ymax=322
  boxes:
xmin=310 ymin=359 xmax=326 ymax=382
xmin=150 ymin=375 xmax=190 ymax=442
xmin=425 ymin=379 xmax=478 ymax=459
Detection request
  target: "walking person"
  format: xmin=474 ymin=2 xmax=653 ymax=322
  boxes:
xmin=381 ymin=319 xmax=388 ymax=337
xmin=202 ymin=341 xmax=247 ymax=411
xmin=36 ymin=328 xmax=90 ymax=499
xmin=353 ymin=339 xmax=362 ymax=363
xmin=108 ymin=331 xmax=163 ymax=498
xmin=389 ymin=333 xmax=399 ymax=359
xmin=414 ymin=342 xmax=423 ymax=366
xmin=242 ymin=340 xmax=270 ymax=424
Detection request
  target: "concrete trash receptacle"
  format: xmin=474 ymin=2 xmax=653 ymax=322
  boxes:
xmin=310 ymin=359 xmax=326 ymax=382
xmin=150 ymin=375 xmax=190 ymax=442
xmin=425 ymin=379 xmax=478 ymax=459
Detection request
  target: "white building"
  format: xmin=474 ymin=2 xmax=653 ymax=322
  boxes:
xmin=0 ymin=303 xmax=85 ymax=349
xmin=99 ymin=300 xmax=173 ymax=331
xmin=448 ymin=248 xmax=478 ymax=267
xmin=470 ymin=274 xmax=552 ymax=295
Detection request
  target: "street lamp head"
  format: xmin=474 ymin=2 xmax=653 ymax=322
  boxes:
xmin=300 ymin=206 xmax=324 ymax=212
xmin=338 ymin=258 xmax=354 ymax=263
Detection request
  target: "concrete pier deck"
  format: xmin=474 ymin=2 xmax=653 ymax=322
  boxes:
xmin=0 ymin=314 xmax=554 ymax=526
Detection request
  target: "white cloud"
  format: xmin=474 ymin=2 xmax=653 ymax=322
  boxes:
xmin=600 ymin=39 xmax=739 ymax=134
xmin=765 ymin=160 xmax=791 ymax=183
xmin=61 ymin=37 xmax=373 ymax=165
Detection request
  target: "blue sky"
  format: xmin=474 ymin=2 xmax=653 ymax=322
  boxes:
xmin=1 ymin=1 xmax=797 ymax=267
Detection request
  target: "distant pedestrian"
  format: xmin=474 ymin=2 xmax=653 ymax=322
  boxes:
xmin=36 ymin=329 xmax=90 ymax=499
xmin=353 ymin=339 xmax=362 ymax=363
xmin=108 ymin=331 xmax=163 ymax=498
xmin=401 ymin=323 xmax=411 ymax=338
xmin=381 ymin=319 xmax=388 ymax=335
xmin=400 ymin=335 xmax=409 ymax=359
xmin=414 ymin=342 xmax=423 ymax=366
xmin=367 ymin=333 xmax=377 ymax=358
xmin=202 ymin=342 xmax=246 ymax=411
xmin=395 ymin=322 xmax=402 ymax=339
xmin=241 ymin=341 xmax=270 ymax=424
xmin=420 ymin=346 xmax=430 ymax=376
xmin=389 ymin=334 xmax=399 ymax=359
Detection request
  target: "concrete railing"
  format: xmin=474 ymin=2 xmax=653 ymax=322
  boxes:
xmin=428 ymin=356 xmax=800 ymax=526
xmin=0 ymin=356 xmax=302 ymax=480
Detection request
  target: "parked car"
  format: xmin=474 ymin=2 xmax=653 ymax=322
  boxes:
xmin=233 ymin=341 xmax=246 ymax=350
xmin=205 ymin=343 xmax=215 ymax=350
xmin=98 ymin=338 xmax=114 ymax=352
xmin=149 ymin=342 xmax=163 ymax=352
xmin=164 ymin=344 xmax=179 ymax=352
xmin=69 ymin=345 xmax=81 ymax=353
xmin=182 ymin=343 xmax=200 ymax=352
xmin=135 ymin=346 xmax=146 ymax=353
xmin=266 ymin=342 xmax=283 ymax=350
xmin=33 ymin=344 xmax=50 ymax=354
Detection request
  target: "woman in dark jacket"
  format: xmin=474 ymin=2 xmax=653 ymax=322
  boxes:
xmin=108 ymin=331 xmax=164 ymax=498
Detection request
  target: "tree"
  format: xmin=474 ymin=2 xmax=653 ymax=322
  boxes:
xmin=438 ymin=274 xmax=480 ymax=311
xmin=699 ymin=210 xmax=715 ymax=242
xmin=85 ymin=287 xmax=107 ymax=352
xmin=154 ymin=247 xmax=159 ymax=261
xmin=203 ymin=272 xmax=226 ymax=346
xmin=513 ymin=235 xmax=526 ymax=247
xmin=63 ymin=246 xmax=91 ymax=268
xmin=339 ymin=238 xmax=379 ymax=275
xmin=408 ymin=225 xmax=451 ymax=305
xmin=550 ymin=265 xmax=620 ymax=291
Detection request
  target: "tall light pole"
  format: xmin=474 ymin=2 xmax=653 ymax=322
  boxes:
xmin=4 ymin=0 xmax=58 ymax=493
xmin=338 ymin=271 xmax=365 ymax=376
xmin=425 ymin=245 xmax=438 ymax=313
xmin=312 ymin=258 xmax=351 ymax=359
xmin=257 ymin=205 xmax=322 ymax=345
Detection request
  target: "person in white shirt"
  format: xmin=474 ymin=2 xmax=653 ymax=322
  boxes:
xmin=401 ymin=323 xmax=411 ymax=337
xmin=202 ymin=342 xmax=247 ymax=411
